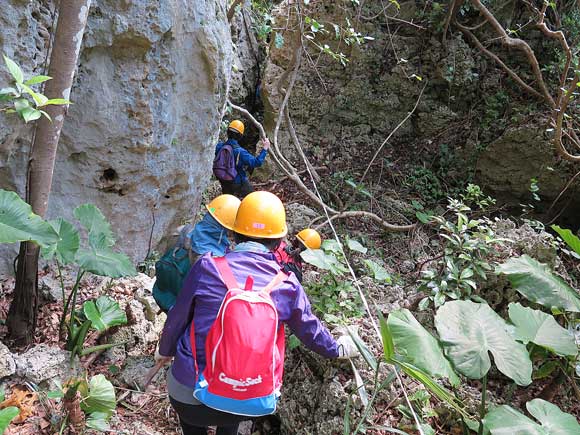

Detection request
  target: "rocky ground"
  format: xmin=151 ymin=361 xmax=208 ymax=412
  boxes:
xmin=2 ymin=193 xmax=578 ymax=434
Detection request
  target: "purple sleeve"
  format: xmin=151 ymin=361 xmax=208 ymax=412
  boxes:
xmin=158 ymin=261 xmax=201 ymax=356
xmin=274 ymin=282 xmax=339 ymax=358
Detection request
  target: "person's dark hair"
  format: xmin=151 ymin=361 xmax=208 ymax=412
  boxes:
xmin=234 ymin=232 xmax=282 ymax=251
xmin=227 ymin=128 xmax=243 ymax=142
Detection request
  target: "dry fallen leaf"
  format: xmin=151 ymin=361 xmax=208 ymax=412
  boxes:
xmin=0 ymin=386 xmax=38 ymax=424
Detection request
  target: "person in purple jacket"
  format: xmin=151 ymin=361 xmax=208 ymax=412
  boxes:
xmin=155 ymin=191 xmax=358 ymax=435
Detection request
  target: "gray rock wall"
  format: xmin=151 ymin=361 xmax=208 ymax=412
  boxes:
xmin=0 ymin=0 xmax=232 ymax=271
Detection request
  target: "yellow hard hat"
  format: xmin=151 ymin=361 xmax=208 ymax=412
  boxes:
xmin=233 ymin=191 xmax=288 ymax=238
xmin=206 ymin=194 xmax=241 ymax=230
xmin=228 ymin=120 xmax=245 ymax=135
xmin=296 ymin=228 xmax=322 ymax=250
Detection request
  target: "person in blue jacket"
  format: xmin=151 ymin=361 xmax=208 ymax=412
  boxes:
xmin=215 ymin=119 xmax=270 ymax=198
xmin=152 ymin=194 xmax=241 ymax=312
xmin=155 ymin=191 xmax=358 ymax=435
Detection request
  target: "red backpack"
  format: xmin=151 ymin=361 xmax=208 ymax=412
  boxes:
xmin=192 ymin=256 xmax=287 ymax=416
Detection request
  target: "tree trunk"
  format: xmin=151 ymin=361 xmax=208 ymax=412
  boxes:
xmin=7 ymin=0 xmax=92 ymax=345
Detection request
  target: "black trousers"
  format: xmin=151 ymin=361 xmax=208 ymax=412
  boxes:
xmin=169 ymin=396 xmax=247 ymax=435
xmin=219 ymin=180 xmax=254 ymax=199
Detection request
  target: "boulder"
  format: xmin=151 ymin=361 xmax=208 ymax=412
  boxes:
xmin=285 ymin=203 xmax=318 ymax=235
xmin=0 ymin=342 xmax=16 ymax=379
xmin=14 ymin=344 xmax=80 ymax=385
xmin=117 ymin=355 xmax=160 ymax=389
xmin=0 ymin=0 xmax=233 ymax=273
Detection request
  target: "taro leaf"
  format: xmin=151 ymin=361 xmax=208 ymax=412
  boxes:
xmin=484 ymin=399 xmax=580 ymax=434
xmin=41 ymin=218 xmax=80 ymax=264
xmin=0 ymin=407 xmax=19 ymax=434
xmin=321 ymin=238 xmax=342 ymax=254
xmin=364 ymin=259 xmax=391 ymax=282
xmin=80 ymin=374 xmax=116 ymax=415
xmin=435 ymin=300 xmax=532 ymax=385
xmin=508 ymin=303 xmax=577 ymax=357
xmin=347 ymin=239 xmax=367 ymax=254
xmin=497 ymin=255 xmax=580 ymax=313
xmin=387 ymin=309 xmax=460 ymax=386
xmin=300 ymin=248 xmax=347 ymax=275
xmin=0 ymin=189 xmax=58 ymax=247
xmin=3 ymin=55 xmax=23 ymax=84
xmin=73 ymin=204 xmax=115 ymax=249
xmin=77 ymin=247 xmax=136 ymax=278
xmin=552 ymin=225 xmax=580 ymax=257
xmin=85 ymin=411 xmax=110 ymax=431
xmin=83 ymin=296 xmax=127 ymax=332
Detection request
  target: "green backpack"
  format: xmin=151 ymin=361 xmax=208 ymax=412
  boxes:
xmin=152 ymin=224 xmax=195 ymax=312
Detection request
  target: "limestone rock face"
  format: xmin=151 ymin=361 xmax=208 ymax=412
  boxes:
xmin=14 ymin=344 xmax=81 ymax=384
xmin=475 ymin=124 xmax=580 ymax=221
xmin=0 ymin=342 xmax=16 ymax=379
xmin=0 ymin=0 xmax=232 ymax=272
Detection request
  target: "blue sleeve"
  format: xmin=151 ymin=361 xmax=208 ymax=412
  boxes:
xmin=158 ymin=260 xmax=202 ymax=356
xmin=237 ymin=147 xmax=268 ymax=169
xmin=273 ymin=282 xmax=339 ymax=358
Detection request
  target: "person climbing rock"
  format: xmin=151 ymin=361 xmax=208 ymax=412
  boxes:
xmin=152 ymin=194 xmax=240 ymax=312
xmin=155 ymin=191 xmax=358 ymax=435
xmin=213 ymin=119 xmax=270 ymax=198
xmin=274 ymin=228 xmax=322 ymax=283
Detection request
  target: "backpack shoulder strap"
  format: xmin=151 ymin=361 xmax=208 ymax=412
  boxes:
xmin=213 ymin=256 xmax=239 ymax=290
xmin=263 ymin=270 xmax=288 ymax=295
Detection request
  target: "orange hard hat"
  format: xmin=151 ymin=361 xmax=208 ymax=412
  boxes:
xmin=233 ymin=191 xmax=288 ymax=238
xmin=296 ymin=228 xmax=322 ymax=250
xmin=228 ymin=120 xmax=245 ymax=135
xmin=206 ymin=194 xmax=241 ymax=230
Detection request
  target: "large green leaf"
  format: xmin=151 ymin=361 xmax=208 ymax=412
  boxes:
xmin=0 ymin=189 xmax=58 ymax=247
xmin=41 ymin=218 xmax=80 ymax=264
xmin=77 ymin=247 xmax=136 ymax=278
xmin=552 ymin=225 xmax=580 ymax=257
xmin=85 ymin=411 xmax=110 ymax=431
xmin=388 ymin=309 xmax=459 ymax=386
xmin=0 ymin=407 xmax=19 ymax=434
xmin=347 ymin=239 xmax=367 ymax=254
xmin=508 ymin=303 xmax=577 ymax=357
xmin=80 ymin=374 xmax=116 ymax=415
xmin=484 ymin=399 xmax=580 ymax=434
xmin=300 ymin=248 xmax=348 ymax=275
xmin=364 ymin=259 xmax=391 ymax=282
xmin=497 ymin=255 xmax=580 ymax=313
xmin=73 ymin=204 xmax=115 ymax=249
xmin=83 ymin=296 xmax=127 ymax=332
xmin=435 ymin=300 xmax=532 ymax=385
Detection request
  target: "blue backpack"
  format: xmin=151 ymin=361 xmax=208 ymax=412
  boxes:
xmin=213 ymin=143 xmax=238 ymax=181
xmin=152 ymin=225 xmax=194 ymax=312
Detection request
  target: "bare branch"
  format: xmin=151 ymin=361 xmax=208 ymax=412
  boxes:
xmin=536 ymin=2 xmax=572 ymax=106
xmin=455 ymin=22 xmax=544 ymax=100
xmin=470 ymin=0 xmax=556 ymax=108
xmin=228 ymin=101 xmax=267 ymax=139
xmin=554 ymin=74 xmax=580 ymax=162
xmin=442 ymin=0 xmax=462 ymax=45
xmin=284 ymin=106 xmax=321 ymax=182
xmin=314 ymin=210 xmax=415 ymax=232
xmin=227 ymin=0 xmax=244 ymax=22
